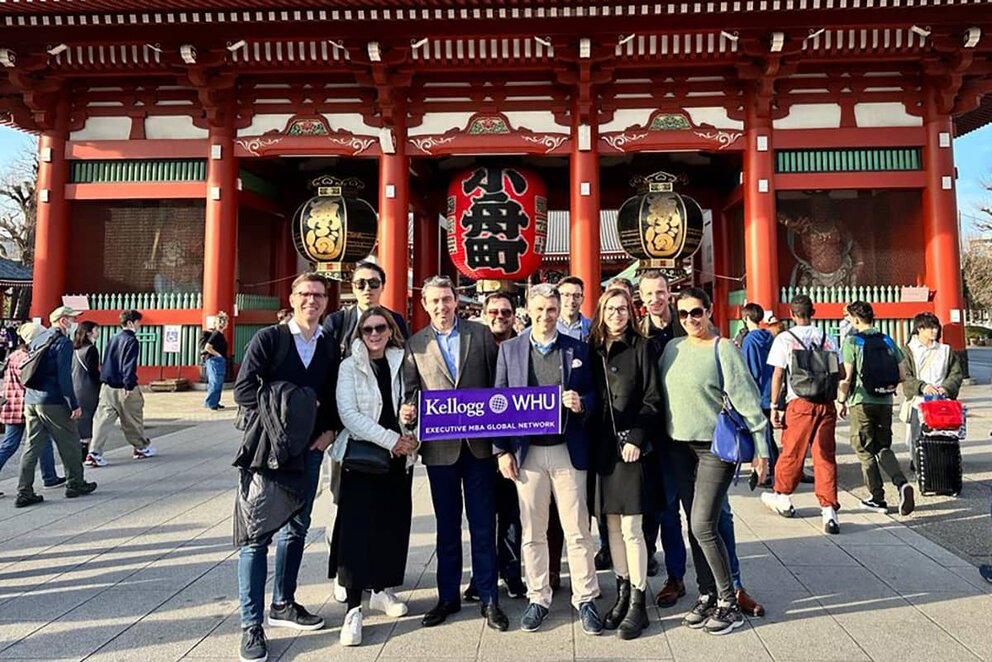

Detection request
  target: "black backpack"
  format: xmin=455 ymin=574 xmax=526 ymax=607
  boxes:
xmin=854 ymin=332 xmax=901 ymax=396
xmin=20 ymin=333 xmax=59 ymax=390
xmin=785 ymin=329 xmax=839 ymax=403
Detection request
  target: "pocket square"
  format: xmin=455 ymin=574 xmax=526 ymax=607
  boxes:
xmin=571 ymin=358 xmax=583 ymax=368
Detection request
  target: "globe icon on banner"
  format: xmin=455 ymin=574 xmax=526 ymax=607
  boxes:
xmin=489 ymin=394 xmax=509 ymax=414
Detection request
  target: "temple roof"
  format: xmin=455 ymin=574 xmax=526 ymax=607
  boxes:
xmin=0 ymin=257 xmax=32 ymax=285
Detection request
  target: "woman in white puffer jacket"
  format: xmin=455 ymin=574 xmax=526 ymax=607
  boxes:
xmin=329 ymin=306 xmax=418 ymax=647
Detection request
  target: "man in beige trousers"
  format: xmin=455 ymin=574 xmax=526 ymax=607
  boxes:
xmin=86 ymin=310 xmax=156 ymax=467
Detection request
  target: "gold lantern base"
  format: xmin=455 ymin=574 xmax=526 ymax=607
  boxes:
xmin=638 ymin=259 xmax=678 ymax=271
xmin=315 ymin=261 xmax=352 ymax=282
xmin=476 ymin=279 xmax=516 ymax=295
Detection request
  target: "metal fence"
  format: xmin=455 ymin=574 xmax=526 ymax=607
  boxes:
xmin=92 ymin=324 xmax=203 ymax=366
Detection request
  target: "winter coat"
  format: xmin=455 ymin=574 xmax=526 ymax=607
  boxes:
xmin=331 ymin=339 xmax=415 ymax=469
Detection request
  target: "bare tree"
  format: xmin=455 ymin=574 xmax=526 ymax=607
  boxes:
xmin=0 ymin=141 xmax=38 ymax=266
xmin=963 ymin=240 xmax=992 ymax=311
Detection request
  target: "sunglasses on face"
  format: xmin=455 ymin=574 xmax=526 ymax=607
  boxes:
xmin=361 ymin=323 xmax=389 ymax=336
xmin=353 ymin=278 xmax=382 ymax=291
xmin=678 ymin=307 xmax=707 ymax=320
xmin=487 ymin=309 xmax=514 ymax=319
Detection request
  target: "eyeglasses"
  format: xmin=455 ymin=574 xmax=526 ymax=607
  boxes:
xmin=293 ymin=291 xmax=327 ymax=300
xmin=486 ymin=309 xmax=514 ymax=319
xmin=605 ymin=305 xmax=629 ymax=315
xmin=361 ymin=323 xmax=389 ymax=336
xmin=353 ymin=278 xmax=382 ymax=291
xmin=678 ymin=307 xmax=707 ymax=320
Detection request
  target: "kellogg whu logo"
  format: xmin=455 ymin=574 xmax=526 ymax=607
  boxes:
xmin=418 ymin=386 xmax=562 ymax=441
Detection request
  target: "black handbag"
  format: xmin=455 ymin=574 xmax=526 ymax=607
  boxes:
xmin=601 ymin=354 xmax=652 ymax=459
xmin=342 ymin=438 xmax=392 ymax=474
xmin=341 ymin=359 xmax=404 ymax=475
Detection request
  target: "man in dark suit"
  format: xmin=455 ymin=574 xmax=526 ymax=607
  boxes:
xmin=400 ymin=276 xmax=508 ymax=632
xmin=493 ymin=283 xmax=603 ymax=635
xmin=322 ymin=260 xmax=409 ymax=359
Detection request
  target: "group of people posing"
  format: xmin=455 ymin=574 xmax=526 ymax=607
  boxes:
xmin=233 ymin=262 xmax=956 ymax=662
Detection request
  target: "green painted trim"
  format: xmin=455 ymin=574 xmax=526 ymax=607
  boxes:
xmin=69 ymin=159 xmax=206 ymax=183
xmin=92 ymin=324 xmax=203 ymax=366
xmin=239 ymin=169 xmax=278 ymax=199
xmin=81 ymin=292 xmax=203 ymax=310
xmin=774 ymin=148 xmax=922 ymax=173
xmin=233 ymin=324 xmax=269 ymax=364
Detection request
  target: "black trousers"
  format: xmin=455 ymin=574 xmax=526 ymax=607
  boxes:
xmin=670 ymin=441 xmax=737 ymax=604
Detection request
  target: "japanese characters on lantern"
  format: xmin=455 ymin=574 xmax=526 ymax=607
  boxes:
xmin=616 ymin=171 xmax=704 ymax=271
xmin=446 ymin=166 xmax=548 ymax=281
xmin=293 ymin=175 xmax=378 ymax=280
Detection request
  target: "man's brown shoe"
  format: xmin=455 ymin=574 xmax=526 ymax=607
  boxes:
xmin=654 ymin=578 xmax=686 ymax=608
xmin=736 ymin=588 xmax=765 ymax=617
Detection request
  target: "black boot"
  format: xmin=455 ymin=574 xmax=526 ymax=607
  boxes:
xmin=603 ymin=576 xmax=631 ymax=630
xmin=617 ymin=587 xmax=649 ymax=640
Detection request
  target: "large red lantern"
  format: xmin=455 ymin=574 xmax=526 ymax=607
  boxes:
xmin=446 ymin=166 xmax=548 ymax=283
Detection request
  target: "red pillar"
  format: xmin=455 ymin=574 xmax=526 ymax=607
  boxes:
xmin=30 ymin=103 xmax=70 ymax=321
xmin=412 ymin=206 xmax=440 ymax=332
xmin=378 ymin=122 xmax=410 ymax=320
xmin=202 ymin=116 xmax=238 ymax=339
xmin=570 ymin=116 xmax=601 ymax=318
xmin=713 ymin=210 xmax=732 ymax=336
xmin=742 ymin=107 xmax=779 ymax=310
xmin=922 ymin=91 xmax=966 ymax=350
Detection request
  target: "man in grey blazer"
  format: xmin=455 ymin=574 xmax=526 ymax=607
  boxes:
xmin=400 ymin=276 xmax=508 ymax=632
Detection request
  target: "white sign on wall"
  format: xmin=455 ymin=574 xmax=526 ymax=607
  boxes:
xmin=163 ymin=325 xmax=182 ymax=353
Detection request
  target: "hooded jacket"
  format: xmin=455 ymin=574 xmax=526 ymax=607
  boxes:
xmin=741 ymin=328 xmax=774 ymax=410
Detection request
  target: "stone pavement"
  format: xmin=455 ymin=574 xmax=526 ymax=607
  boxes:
xmin=0 ymin=390 xmax=991 ymax=661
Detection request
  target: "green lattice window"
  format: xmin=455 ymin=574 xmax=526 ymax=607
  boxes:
xmin=775 ymin=148 xmax=922 ymax=173
xmin=69 ymin=159 xmax=206 ymax=183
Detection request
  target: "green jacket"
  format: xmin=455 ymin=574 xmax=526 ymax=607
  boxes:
xmin=900 ymin=342 xmax=963 ymax=400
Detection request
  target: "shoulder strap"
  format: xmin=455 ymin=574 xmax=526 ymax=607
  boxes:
xmin=271 ymin=324 xmax=293 ymax=373
xmin=785 ymin=328 xmax=806 ymax=349
xmin=600 ymin=353 xmax=621 ymax=439
xmin=713 ymin=338 xmax=725 ymax=392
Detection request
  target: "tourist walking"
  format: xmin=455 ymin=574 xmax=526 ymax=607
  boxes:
xmin=233 ymin=273 xmax=340 ymax=662
xmin=764 ymin=295 xmax=843 ymax=533
xmin=838 ymin=301 xmax=915 ymax=516
xmin=493 ymin=284 xmax=603 ymax=636
xmin=87 ymin=311 xmax=155 ymax=466
xmin=0 ymin=323 xmax=64 ymax=497
xmin=659 ymin=288 xmax=770 ymax=635
xmin=400 ymin=275 xmax=509 ymax=632
xmin=330 ymin=307 xmax=416 ymax=647
xmin=71 ymin=321 xmax=101 ymax=454
xmin=16 ymin=306 xmax=97 ymax=508
xmin=203 ymin=311 xmax=229 ymax=410
xmin=900 ymin=312 xmax=963 ymax=463
xmin=588 ymin=287 xmax=662 ymax=640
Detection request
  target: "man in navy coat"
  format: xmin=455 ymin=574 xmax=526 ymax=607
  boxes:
xmin=493 ymin=283 xmax=603 ymax=635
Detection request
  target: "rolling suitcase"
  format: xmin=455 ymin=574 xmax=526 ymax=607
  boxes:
xmin=915 ymin=432 xmax=963 ymax=497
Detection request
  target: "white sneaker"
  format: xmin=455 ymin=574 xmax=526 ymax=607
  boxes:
xmin=369 ymin=588 xmax=408 ymax=617
xmin=85 ymin=452 xmax=108 ymax=467
xmin=821 ymin=507 xmax=840 ymax=535
xmin=760 ymin=491 xmax=796 ymax=518
xmin=340 ymin=607 xmax=362 ymax=647
xmin=333 ymin=578 xmax=347 ymax=604
xmin=132 ymin=446 xmax=156 ymax=459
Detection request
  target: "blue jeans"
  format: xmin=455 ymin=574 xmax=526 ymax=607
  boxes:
xmin=658 ymin=451 xmax=688 ymax=580
xmin=0 ymin=423 xmax=59 ymax=485
xmin=238 ymin=449 xmax=323 ymax=628
xmin=204 ymin=356 xmax=225 ymax=409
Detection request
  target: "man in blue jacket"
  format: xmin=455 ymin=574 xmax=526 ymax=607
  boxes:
xmin=15 ymin=306 xmax=97 ymax=507
xmin=493 ymin=283 xmax=603 ymax=635
xmin=87 ymin=309 xmax=155 ymax=467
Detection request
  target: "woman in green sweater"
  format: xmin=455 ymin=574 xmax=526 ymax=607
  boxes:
xmin=659 ymin=288 xmax=770 ymax=636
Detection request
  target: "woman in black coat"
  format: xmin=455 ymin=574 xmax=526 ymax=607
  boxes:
xmin=72 ymin=321 xmax=101 ymax=451
xmin=588 ymin=287 xmax=662 ymax=640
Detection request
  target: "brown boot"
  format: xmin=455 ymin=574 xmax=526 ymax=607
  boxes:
xmin=654 ymin=577 xmax=686 ymax=608
xmin=736 ymin=588 xmax=765 ymax=617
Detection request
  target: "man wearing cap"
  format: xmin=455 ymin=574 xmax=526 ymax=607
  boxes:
xmin=15 ymin=306 xmax=97 ymax=507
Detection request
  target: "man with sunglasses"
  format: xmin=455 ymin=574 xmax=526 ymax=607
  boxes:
xmin=463 ymin=293 xmax=527 ymax=604
xmin=323 ymin=261 xmax=409 ymax=359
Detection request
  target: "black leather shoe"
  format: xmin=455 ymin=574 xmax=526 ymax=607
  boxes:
xmin=482 ymin=603 xmax=509 ymax=632
xmin=421 ymin=601 xmax=460 ymax=627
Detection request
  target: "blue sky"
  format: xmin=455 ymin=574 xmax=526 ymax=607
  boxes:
xmin=1 ymin=121 xmax=991 ymax=235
